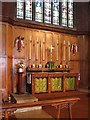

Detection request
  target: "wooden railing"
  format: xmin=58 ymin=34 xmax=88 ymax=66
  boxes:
xmin=1 ymin=97 xmax=80 ymax=120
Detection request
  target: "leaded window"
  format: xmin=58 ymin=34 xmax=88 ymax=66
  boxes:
xmin=16 ymin=0 xmax=74 ymax=28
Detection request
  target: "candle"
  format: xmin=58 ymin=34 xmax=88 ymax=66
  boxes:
xmin=43 ymin=38 xmax=45 ymax=43
xmin=49 ymin=45 xmax=54 ymax=61
xmin=30 ymin=36 xmax=31 ymax=41
xmin=68 ymin=41 xmax=70 ymax=61
xmin=56 ymin=40 xmax=59 ymax=61
xmin=30 ymin=36 xmax=32 ymax=60
xmin=30 ymin=43 xmax=31 ymax=60
xmin=63 ymin=40 xmax=66 ymax=61
xmin=36 ymin=40 xmax=38 ymax=60
xmin=43 ymin=42 xmax=45 ymax=61
xmin=45 ymin=45 xmax=47 ymax=63
xmin=37 ymin=37 xmax=38 ymax=42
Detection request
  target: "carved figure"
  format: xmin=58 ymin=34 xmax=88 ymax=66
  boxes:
xmin=14 ymin=36 xmax=24 ymax=52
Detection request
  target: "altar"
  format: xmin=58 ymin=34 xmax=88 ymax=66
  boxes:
xmin=26 ymin=68 xmax=79 ymax=95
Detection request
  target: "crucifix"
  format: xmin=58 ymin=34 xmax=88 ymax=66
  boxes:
xmin=49 ymin=45 xmax=54 ymax=61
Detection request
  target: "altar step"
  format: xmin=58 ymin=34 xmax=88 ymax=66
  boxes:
xmin=11 ymin=93 xmax=42 ymax=113
xmin=14 ymin=109 xmax=53 ymax=119
xmin=34 ymin=90 xmax=88 ymax=100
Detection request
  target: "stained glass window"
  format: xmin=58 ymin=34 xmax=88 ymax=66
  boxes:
xmin=52 ymin=0 xmax=59 ymax=25
xmin=16 ymin=0 xmax=74 ymax=28
xmin=61 ymin=0 xmax=67 ymax=27
xmin=35 ymin=0 xmax=43 ymax=22
xmin=17 ymin=0 xmax=24 ymax=19
xmin=25 ymin=0 xmax=32 ymax=20
xmin=68 ymin=0 xmax=73 ymax=28
xmin=44 ymin=0 xmax=51 ymax=24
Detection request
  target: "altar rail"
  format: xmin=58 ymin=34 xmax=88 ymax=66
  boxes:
xmin=1 ymin=97 xmax=80 ymax=120
xmin=31 ymin=72 xmax=79 ymax=95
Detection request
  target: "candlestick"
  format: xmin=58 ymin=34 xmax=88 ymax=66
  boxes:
xmin=36 ymin=41 xmax=38 ymax=60
xmin=30 ymin=36 xmax=31 ymax=41
xmin=56 ymin=40 xmax=59 ymax=61
xmin=49 ymin=45 xmax=54 ymax=61
xmin=30 ymin=36 xmax=32 ymax=60
xmin=45 ymin=44 xmax=47 ymax=64
xmin=63 ymin=40 xmax=66 ymax=61
xmin=68 ymin=41 xmax=70 ymax=61
xmin=43 ymin=42 xmax=45 ymax=61
xmin=40 ymin=41 xmax=41 ymax=64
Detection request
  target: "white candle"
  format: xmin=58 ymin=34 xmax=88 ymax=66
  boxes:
xmin=30 ymin=36 xmax=32 ymax=60
xmin=30 ymin=43 xmax=31 ymax=60
xmin=30 ymin=36 xmax=31 ymax=41
xmin=56 ymin=41 xmax=58 ymax=61
xmin=68 ymin=41 xmax=70 ymax=61
xmin=43 ymin=38 xmax=45 ymax=43
xmin=36 ymin=40 xmax=38 ymax=60
xmin=43 ymin=43 xmax=45 ymax=61
xmin=63 ymin=40 xmax=66 ymax=61
xmin=45 ymin=45 xmax=47 ymax=63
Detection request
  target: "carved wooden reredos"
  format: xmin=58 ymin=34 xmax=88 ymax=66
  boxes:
xmin=14 ymin=28 xmax=80 ymax=69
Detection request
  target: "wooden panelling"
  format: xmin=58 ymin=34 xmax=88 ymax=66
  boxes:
xmin=79 ymin=35 xmax=88 ymax=88
xmin=80 ymin=61 xmax=88 ymax=88
xmin=6 ymin=24 xmax=13 ymax=57
xmin=6 ymin=58 xmax=12 ymax=94
xmin=88 ymin=36 xmax=90 ymax=88
xmin=0 ymin=57 xmax=6 ymax=89
xmin=79 ymin=35 xmax=88 ymax=61
xmin=1 ymin=23 xmax=6 ymax=55
xmin=70 ymin=61 xmax=80 ymax=73
xmin=0 ymin=22 xmax=2 ymax=55
xmin=69 ymin=35 xmax=80 ymax=61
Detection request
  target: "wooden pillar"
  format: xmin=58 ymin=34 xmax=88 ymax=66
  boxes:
xmin=17 ymin=72 xmax=23 ymax=94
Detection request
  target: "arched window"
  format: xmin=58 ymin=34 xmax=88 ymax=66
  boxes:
xmin=16 ymin=0 xmax=74 ymax=28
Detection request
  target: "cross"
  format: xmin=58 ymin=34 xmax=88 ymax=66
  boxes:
xmin=49 ymin=45 xmax=54 ymax=53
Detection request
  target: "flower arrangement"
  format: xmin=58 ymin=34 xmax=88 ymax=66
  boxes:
xmin=16 ymin=60 xmax=25 ymax=69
